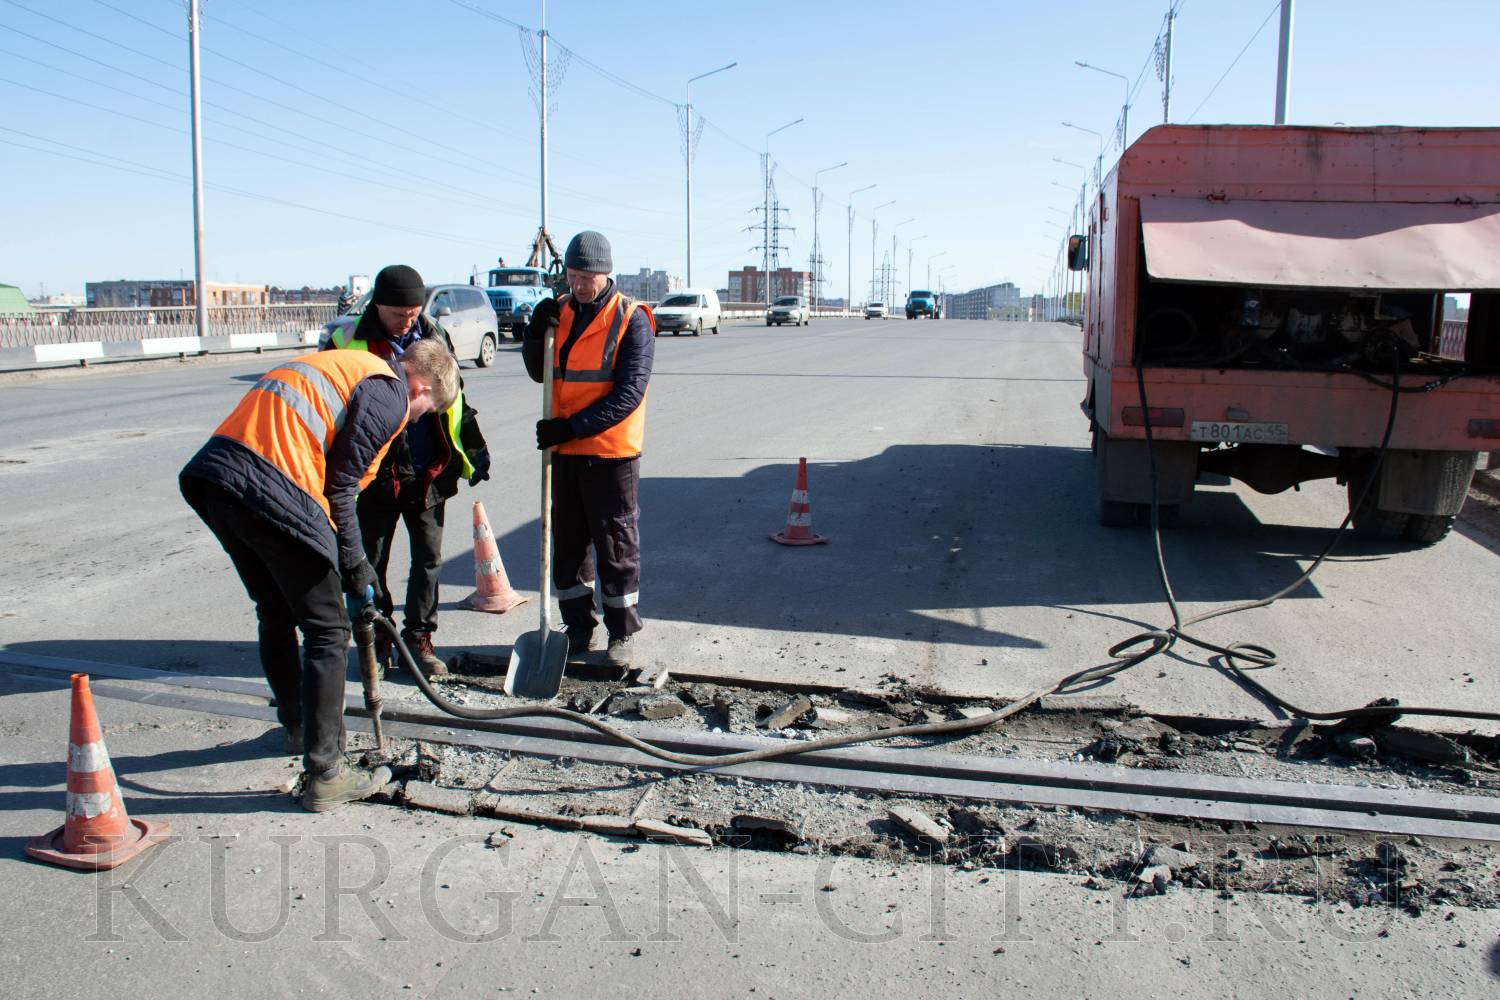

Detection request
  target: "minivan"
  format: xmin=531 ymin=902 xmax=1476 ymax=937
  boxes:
xmin=652 ymin=288 xmax=722 ymax=337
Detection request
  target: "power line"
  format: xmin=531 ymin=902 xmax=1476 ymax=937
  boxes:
xmin=1187 ymin=0 xmax=1280 ymax=123
xmin=0 ymin=133 xmax=502 ymax=249
xmin=442 ymin=0 xmax=530 ymax=33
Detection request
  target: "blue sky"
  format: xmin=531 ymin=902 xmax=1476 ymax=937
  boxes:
xmin=3 ymin=0 xmax=1498 ymax=301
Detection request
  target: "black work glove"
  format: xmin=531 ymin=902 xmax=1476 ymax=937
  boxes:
xmin=341 ymin=557 xmax=377 ymax=600
xmin=527 ymin=297 xmax=560 ymax=339
xmin=536 ymin=417 xmax=576 ymax=450
xmin=468 ymin=451 xmax=491 ymax=487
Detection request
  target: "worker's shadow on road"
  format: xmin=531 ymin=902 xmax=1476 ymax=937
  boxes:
xmin=443 ymin=443 xmax=1359 ymax=649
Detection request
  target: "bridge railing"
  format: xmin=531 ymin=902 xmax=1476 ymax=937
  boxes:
xmin=1437 ymin=319 xmax=1468 ymax=361
xmin=0 ymin=304 xmax=338 ymax=348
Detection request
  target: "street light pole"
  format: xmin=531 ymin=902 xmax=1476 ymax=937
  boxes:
xmin=926 ymin=250 xmax=947 ymax=289
xmin=186 ymin=0 xmax=207 ymax=337
xmin=762 ymin=117 xmax=804 ymax=304
xmin=1274 ymin=0 xmax=1295 ymax=124
xmin=683 ymin=61 xmax=736 ymax=287
xmin=906 ymin=235 xmax=927 ymax=301
xmin=847 ymin=184 xmax=876 ymax=313
xmin=1076 ymin=61 xmax=1131 ymax=149
xmin=870 ymin=200 xmax=895 ymax=304
xmin=811 ymin=161 xmax=847 ymax=307
xmin=891 ymin=218 xmax=914 ymax=310
xmin=1061 ymin=121 xmax=1105 ymax=189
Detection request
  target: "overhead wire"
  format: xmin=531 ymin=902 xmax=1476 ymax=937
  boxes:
xmin=1186 ymin=0 xmax=1281 ymax=123
xmin=0 ymin=134 xmax=501 ymax=249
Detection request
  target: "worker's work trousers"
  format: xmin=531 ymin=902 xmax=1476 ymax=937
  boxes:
xmin=551 ymin=454 xmax=642 ymax=638
xmin=190 ymin=487 xmax=349 ymax=775
xmin=357 ymin=499 xmax=445 ymax=637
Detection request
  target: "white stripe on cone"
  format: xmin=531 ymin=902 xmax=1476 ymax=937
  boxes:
xmin=70 ymin=741 xmax=110 ymax=773
xmin=66 ymin=790 xmax=116 ymax=819
xmin=785 ymin=512 xmax=812 ymax=527
xmin=790 ymin=489 xmax=809 ymax=504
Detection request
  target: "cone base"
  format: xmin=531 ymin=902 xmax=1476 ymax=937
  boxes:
xmin=770 ymin=531 xmax=828 ymax=546
xmin=466 ymin=590 xmax=529 ymax=614
xmin=26 ymin=817 xmax=171 ymax=871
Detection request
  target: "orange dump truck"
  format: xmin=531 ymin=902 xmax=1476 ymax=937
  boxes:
xmin=1075 ymin=125 xmax=1500 ymax=544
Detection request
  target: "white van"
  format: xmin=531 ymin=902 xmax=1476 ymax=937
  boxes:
xmin=652 ymin=288 xmax=722 ymax=337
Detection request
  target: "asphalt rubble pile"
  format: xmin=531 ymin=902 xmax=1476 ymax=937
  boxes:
xmin=342 ymin=667 xmax=1500 ymax=914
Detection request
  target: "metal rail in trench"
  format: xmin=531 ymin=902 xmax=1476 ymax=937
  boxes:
xmin=5 ymin=650 xmax=1498 ymax=843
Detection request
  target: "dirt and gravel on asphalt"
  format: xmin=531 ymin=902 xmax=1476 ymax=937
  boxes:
xmin=334 ymin=651 xmax=1500 ymax=919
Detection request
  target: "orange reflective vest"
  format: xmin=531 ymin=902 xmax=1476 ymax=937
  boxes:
xmin=213 ymin=351 xmax=407 ymax=524
xmin=552 ymin=290 xmax=652 ymax=458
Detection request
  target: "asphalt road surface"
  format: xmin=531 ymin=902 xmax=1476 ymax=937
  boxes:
xmin=1 ymin=318 xmax=1496 ymax=730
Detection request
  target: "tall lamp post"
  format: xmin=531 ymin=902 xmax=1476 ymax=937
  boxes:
xmin=870 ymin=200 xmax=895 ymax=303
xmin=683 ymin=61 xmax=736 ymax=287
xmin=926 ymin=250 xmax=947 ymax=289
xmin=762 ymin=117 xmax=804 ymax=303
xmin=1061 ymin=121 xmax=1105 ymax=188
xmin=906 ymin=235 xmax=928 ymax=303
xmin=847 ymin=184 xmax=876 ymax=313
xmin=811 ymin=161 xmax=847 ymax=307
xmin=1075 ymin=60 xmax=1131 ymax=150
xmin=891 ymin=218 xmax=914 ymax=307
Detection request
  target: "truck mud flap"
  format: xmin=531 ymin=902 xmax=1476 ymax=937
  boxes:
xmin=1095 ymin=433 xmax=1198 ymax=506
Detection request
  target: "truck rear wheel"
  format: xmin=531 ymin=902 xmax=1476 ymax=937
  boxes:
xmin=1403 ymin=514 xmax=1455 ymax=545
xmin=1347 ymin=481 xmax=1409 ymax=541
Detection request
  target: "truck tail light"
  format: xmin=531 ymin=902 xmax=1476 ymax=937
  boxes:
xmin=1468 ymin=418 xmax=1500 ymax=439
xmin=1121 ymin=406 xmax=1185 ymax=428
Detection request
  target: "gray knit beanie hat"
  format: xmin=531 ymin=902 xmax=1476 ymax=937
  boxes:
xmin=564 ymin=231 xmax=613 ymax=274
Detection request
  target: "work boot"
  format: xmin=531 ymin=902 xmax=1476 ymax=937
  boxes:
xmin=566 ymin=627 xmax=595 ymax=657
xmin=301 ymin=760 xmax=393 ymax=813
xmin=404 ymin=631 xmax=448 ymax=678
xmin=606 ymin=633 xmax=635 ymax=670
xmin=283 ymin=724 xmax=304 ymax=756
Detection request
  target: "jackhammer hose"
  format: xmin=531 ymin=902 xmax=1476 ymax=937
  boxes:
xmin=1116 ymin=353 xmax=1500 ymax=726
xmin=375 ymin=615 xmax=1059 ymax=768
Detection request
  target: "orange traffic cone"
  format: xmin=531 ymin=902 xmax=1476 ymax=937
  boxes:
xmin=466 ymin=500 xmax=528 ymax=613
xmin=27 ymin=674 xmax=170 ymax=871
xmin=770 ymin=457 xmax=828 ymax=546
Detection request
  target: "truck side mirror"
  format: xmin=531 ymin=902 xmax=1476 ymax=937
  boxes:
xmin=1067 ymin=234 xmax=1088 ymax=272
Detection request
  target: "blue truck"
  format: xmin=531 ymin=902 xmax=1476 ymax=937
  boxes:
xmin=485 ymin=264 xmax=555 ymax=340
xmin=905 ymin=289 xmax=941 ymax=320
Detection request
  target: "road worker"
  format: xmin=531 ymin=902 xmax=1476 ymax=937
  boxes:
xmin=523 ymin=231 xmax=655 ymax=668
xmin=179 ymin=339 xmax=459 ymax=811
xmin=325 ymin=264 xmax=490 ymax=678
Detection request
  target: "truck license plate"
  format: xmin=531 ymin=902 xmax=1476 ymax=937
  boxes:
xmin=1190 ymin=420 xmax=1289 ymax=444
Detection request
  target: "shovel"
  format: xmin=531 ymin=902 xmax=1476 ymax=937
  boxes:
xmin=505 ymin=320 xmax=570 ymax=698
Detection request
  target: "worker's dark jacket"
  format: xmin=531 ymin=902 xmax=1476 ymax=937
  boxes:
xmin=522 ymin=279 xmax=655 ymax=443
xmin=178 ymin=358 xmax=409 ymax=573
xmin=326 ymin=311 xmax=489 ymax=511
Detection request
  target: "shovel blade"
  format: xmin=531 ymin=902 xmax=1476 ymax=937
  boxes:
xmin=504 ymin=627 xmax=570 ymax=698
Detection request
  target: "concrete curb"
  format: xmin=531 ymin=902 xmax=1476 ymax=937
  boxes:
xmin=0 ymin=328 xmax=324 ymax=371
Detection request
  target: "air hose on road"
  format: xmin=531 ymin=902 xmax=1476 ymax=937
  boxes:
xmin=1104 ymin=347 xmax=1500 ymax=726
xmin=381 ymin=345 xmax=1499 ymax=769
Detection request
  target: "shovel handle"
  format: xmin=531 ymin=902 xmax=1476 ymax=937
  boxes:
xmin=539 ymin=321 xmax=556 ymax=635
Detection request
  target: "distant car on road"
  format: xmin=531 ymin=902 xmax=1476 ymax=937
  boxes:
xmin=485 ymin=265 xmax=554 ymax=341
xmin=766 ymin=295 xmax=810 ymax=327
xmin=863 ymin=301 xmax=888 ymax=320
xmin=321 ymin=284 xmax=501 ymax=368
xmin=905 ymin=289 xmax=941 ymax=319
xmin=653 ymin=288 xmax=722 ymax=337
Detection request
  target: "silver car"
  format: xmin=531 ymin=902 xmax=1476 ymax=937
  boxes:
xmin=321 ymin=284 xmax=502 ymax=367
xmin=766 ymin=295 xmax=810 ymax=327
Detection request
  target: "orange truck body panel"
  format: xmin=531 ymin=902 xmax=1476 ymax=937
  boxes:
xmin=1085 ymin=125 xmax=1500 ymax=452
